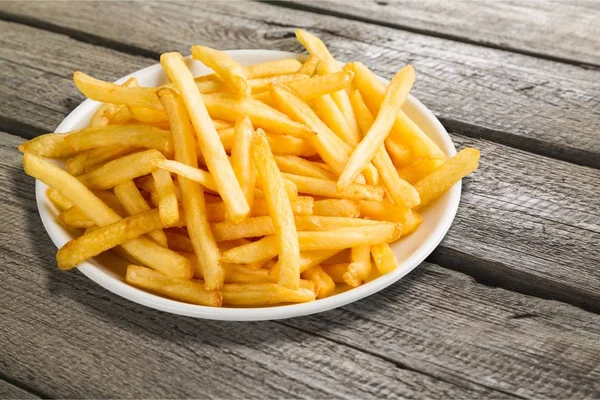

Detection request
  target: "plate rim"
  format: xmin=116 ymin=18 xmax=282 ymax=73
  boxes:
xmin=35 ymin=50 xmax=460 ymax=321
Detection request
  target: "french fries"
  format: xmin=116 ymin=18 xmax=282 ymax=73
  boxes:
xmin=161 ymin=53 xmax=250 ymax=224
xmin=252 ymin=129 xmax=300 ymax=290
xmin=157 ymin=88 xmax=224 ymax=290
xmin=21 ymin=30 xmax=479 ymax=308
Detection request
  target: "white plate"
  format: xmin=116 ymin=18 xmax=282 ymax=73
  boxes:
xmin=35 ymin=50 xmax=460 ymax=321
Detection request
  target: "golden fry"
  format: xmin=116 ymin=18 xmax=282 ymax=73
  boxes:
xmin=66 ymin=145 xmax=133 ymax=176
xmin=152 ymin=168 xmax=179 ymax=226
xmin=78 ymin=149 xmax=165 ymax=191
xmin=231 ymin=117 xmax=256 ymax=208
xmin=252 ymin=129 xmax=300 ymax=290
xmin=218 ymin=128 xmax=315 ymax=157
xmin=313 ymin=199 xmax=360 ymax=218
xmin=126 ymin=265 xmax=221 ymax=306
xmin=155 ymin=159 xmax=218 ymax=192
xmin=157 ymin=87 xmax=224 ymax=290
xmin=297 ymin=55 xmax=320 ymax=75
xmin=18 ymin=133 xmax=75 ymax=158
xmin=321 ymin=263 xmax=348 ymax=283
xmin=249 ymin=73 xmax=310 ymax=94
xmin=297 ymin=224 xmax=401 ymax=250
xmin=74 ymin=71 xmax=162 ymax=109
xmin=414 ymin=148 xmax=480 ymax=208
xmin=274 ymin=155 xmax=336 ymax=180
xmin=397 ymin=158 xmax=446 ymax=184
xmin=221 ymin=283 xmax=315 ymax=306
xmin=221 ymin=236 xmax=279 ymax=264
xmin=46 ymin=188 xmax=73 ymax=210
xmin=244 ymin=58 xmax=303 ymax=79
xmin=161 ymin=53 xmax=250 ymax=224
xmin=191 ymin=45 xmax=250 ymax=97
xmin=65 ymin=124 xmax=172 ymax=155
xmin=57 ymin=210 xmax=164 ymax=270
xmin=344 ymin=246 xmax=372 ymax=287
xmin=371 ymin=244 xmax=398 ymax=274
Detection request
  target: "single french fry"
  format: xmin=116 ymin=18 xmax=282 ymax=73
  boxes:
xmin=152 ymin=169 xmax=179 ymax=226
xmin=414 ymin=148 xmax=480 ymax=208
xmin=161 ymin=53 xmax=250 ymax=224
xmin=211 ymin=215 xmax=388 ymax=242
xmin=282 ymin=173 xmax=384 ymax=201
xmin=157 ymin=87 xmax=224 ymax=290
xmin=249 ymin=74 xmax=310 ymax=94
xmin=66 ymin=145 xmax=133 ymax=176
xmin=344 ymin=246 xmax=372 ymax=287
xmin=274 ymin=155 xmax=336 ymax=180
xmin=313 ymin=199 xmax=360 ymax=218
xmin=371 ymin=244 xmax=398 ymax=274
xmin=244 ymin=58 xmax=303 ymax=79
xmin=231 ymin=117 xmax=256 ymax=208
xmin=302 ymin=265 xmax=336 ymax=299
xmin=297 ymin=55 xmax=320 ymax=75
xmin=18 ymin=133 xmax=76 ymax=158
xmin=58 ymin=207 xmax=94 ymax=228
xmin=126 ymin=265 xmax=222 ymax=306
xmin=46 ymin=188 xmax=73 ymax=210
xmin=57 ymin=209 xmax=165 ymax=270
xmin=191 ymin=45 xmax=250 ymax=97
xmin=114 ymin=180 xmax=168 ymax=247
xmin=221 ymin=235 xmax=279 ymax=264
xmin=203 ymin=92 xmax=314 ymax=138
xmin=77 ymin=149 xmax=164 ymax=191
xmin=321 ymin=263 xmax=348 ymax=283
xmin=64 ymin=125 xmax=173 ymax=155
xmin=221 ymin=283 xmax=315 ymax=306
xmin=397 ymin=158 xmax=446 ymax=184
xmin=129 ymin=106 xmax=169 ymax=123
xmin=297 ymin=224 xmax=401 ymax=250
xmin=23 ymin=154 xmax=192 ymax=278
xmin=74 ymin=71 xmax=162 ymax=109
xmin=347 ymin=62 xmax=446 ymax=160
xmin=223 ymin=264 xmax=277 ymax=284
xmin=338 ymin=65 xmax=416 ymax=192
xmin=252 ymin=129 xmax=300 ymax=290
xmin=218 ymin=128 xmax=315 ymax=157
xmin=155 ymin=159 xmax=218 ymax=192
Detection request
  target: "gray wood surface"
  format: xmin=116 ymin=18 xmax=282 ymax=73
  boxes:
xmin=1 ymin=20 xmax=599 ymax=310
xmin=0 ymin=380 xmax=39 ymax=399
xmin=2 ymin=131 xmax=599 ymax=399
xmin=1 ymin=1 xmax=599 ymax=168
xmin=285 ymin=0 xmax=600 ymax=66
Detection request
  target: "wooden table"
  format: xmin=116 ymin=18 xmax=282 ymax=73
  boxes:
xmin=1 ymin=1 xmax=599 ymax=398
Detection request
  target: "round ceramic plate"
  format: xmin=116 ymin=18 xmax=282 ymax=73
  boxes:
xmin=35 ymin=50 xmax=460 ymax=321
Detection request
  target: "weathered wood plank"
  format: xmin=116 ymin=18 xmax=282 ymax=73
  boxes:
xmin=1 ymin=132 xmax=599 ymax=399
xmin=284 ymin=0 xmax=600 ymax=66
xmin=0 ymin=380 xmax=40 ymax=399
xmin=1 ymin=21 xmax=599 ymax=308
xmin=1 ymin=1 xmax=599 ymax=167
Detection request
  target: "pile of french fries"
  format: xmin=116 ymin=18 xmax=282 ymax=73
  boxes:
xmin=19 ymin=29 xmax=479 ymax=308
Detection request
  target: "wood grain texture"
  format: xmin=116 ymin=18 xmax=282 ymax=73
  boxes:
xmin=284 ymin=0 xmax=600 ymax=66
xmin=0 ymin=380 xmax=40 ymax=399
xmin=2 ymin=132 xmax=600 ymax=398
xmin=0 ymin=19 xmax=598 ymax=309
xmin=1 ymin=1 xmax=599 ymax=167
